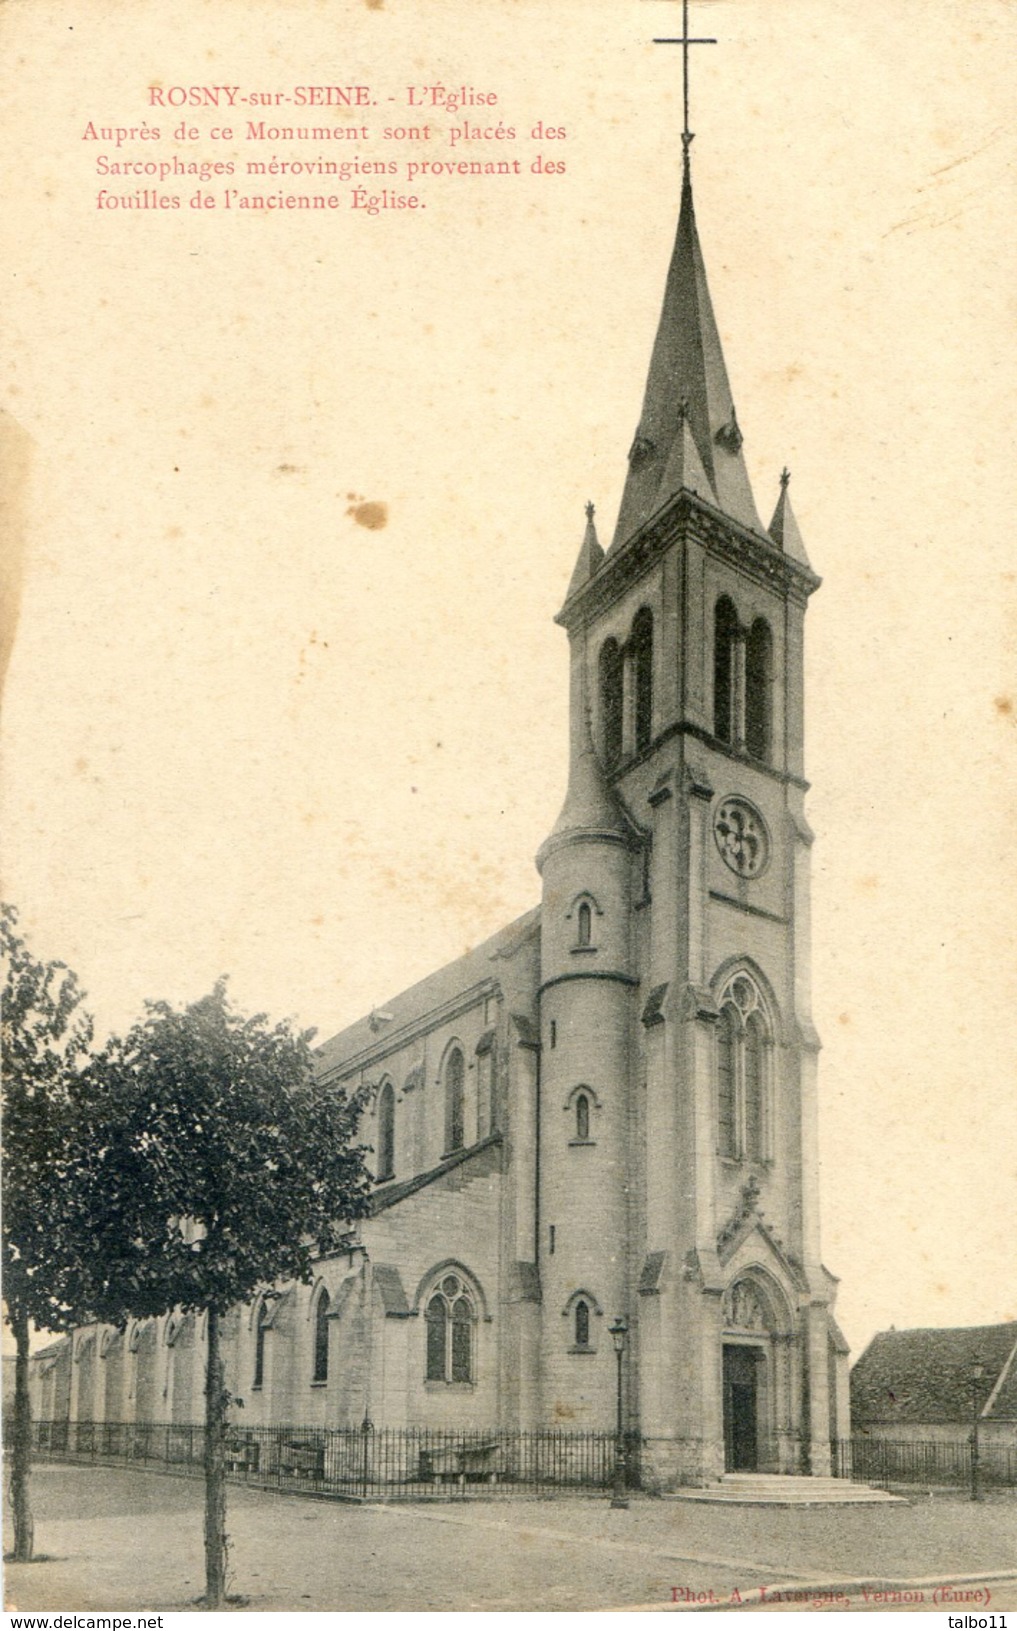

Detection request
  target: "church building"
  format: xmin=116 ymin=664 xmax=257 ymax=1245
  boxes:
xmin=37 ymin=91 xmax=850 ymax=1492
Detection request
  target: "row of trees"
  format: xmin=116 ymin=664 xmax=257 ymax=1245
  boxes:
xmin=1 ymin=903 xmax=372 ymax=1607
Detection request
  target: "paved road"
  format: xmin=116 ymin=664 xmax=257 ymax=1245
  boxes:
xmin=5 ymin=1465 xmax=1016 ymax=1612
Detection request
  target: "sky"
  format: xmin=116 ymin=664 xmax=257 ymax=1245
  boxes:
xmin=2 ymin=0 xmax=1015 ymax=1363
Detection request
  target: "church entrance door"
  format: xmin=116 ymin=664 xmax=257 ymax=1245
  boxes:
xmin=723 ymin=1344 xmax=760 ymax=1472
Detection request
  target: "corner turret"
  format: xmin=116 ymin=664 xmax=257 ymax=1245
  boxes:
xmin=768 ymin=468 xmax=811 ymax=568
xmin=565 ymin=501 xmax=605 ymax=602
xmin=537 ymin=711 xmax=631 ymax=874
xmin=536 ymin=701 xmax=638 ymax=1428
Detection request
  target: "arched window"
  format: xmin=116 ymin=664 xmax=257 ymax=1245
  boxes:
xmin=564 ymin=1084 xmax=599 ymax=1142
xmin=424 ymin=1270 xmax=476 ymax=1384
xmin=744 ymin=1011 xmax=765 ymax=1160
xmin=575 ymin=1092 xmax=590 ymax=1142
xmin=599 ymin=637 xmax=623 ymax=768
xmin=632 ymin=607 xmax=654 ymax=754
xmin=312 ymin=1289 xmax=331 ymax=1383
xmin=563 ymin=1288 xmax=602 ymax=1350
xmin=716 ymin=1004 xmax=738 ymax=1158
xmin=714 ymin=597 xmax=739 ymax=744
xmin=574 ymin=1299 xmax=590 ymax=1349
xmin=253 ymin=1300 xmax=270 ymax=1389
xmin=444 ymin=1046 xmax=465 ymax=1155
xmin=577 ymin=901 xmax=592 ymax=947
xmin=377 ymin=1081 xmax=395 ymax=1181
xmin=425 ymin=1296 xmax=445 ymax=1382
xmin=715 ymin=973 xmax=773 ymax=1163
xmin=745 ymin=618 xmax=772 ymax=763
xmin=451 ymin=1295 xmax=473 ymax=1383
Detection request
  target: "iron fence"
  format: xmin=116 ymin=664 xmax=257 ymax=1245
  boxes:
xmin=24 ymin=1422 xmax=1017 ymax=1496
xmin=834 ymin=1436 xmax=1017 ymax=1490
xmin=27 ymin=1420 xmax=632 ymax=1501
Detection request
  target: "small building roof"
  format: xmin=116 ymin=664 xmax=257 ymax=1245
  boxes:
xmin=851 ymin=1321 xmax=1017 ymax=1425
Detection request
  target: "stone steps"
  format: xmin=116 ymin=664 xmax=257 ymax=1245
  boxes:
xmin=668 ymin=1473 xmax=905 ymax=1506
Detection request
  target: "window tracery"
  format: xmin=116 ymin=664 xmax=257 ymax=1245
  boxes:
xmin=714 ymin=973 xmax=773 ymax=1163
xmin=424 ymin=1270 xmax=476 ymax=1384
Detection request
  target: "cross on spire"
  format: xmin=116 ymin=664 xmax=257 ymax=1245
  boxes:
xmin=650 ymin=0 xmax=717 ymax=173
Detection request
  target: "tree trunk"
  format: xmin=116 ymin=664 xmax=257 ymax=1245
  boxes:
xmin=202 ymin=1305 xmax=228 ymax=1607
xmin=10 ymin=1309 xmax=35 ymax=1562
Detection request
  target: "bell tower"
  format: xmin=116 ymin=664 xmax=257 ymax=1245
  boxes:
xmin=536 ymin=82 xmax=848 ymax=1484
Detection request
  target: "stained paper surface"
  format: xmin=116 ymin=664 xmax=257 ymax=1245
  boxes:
xmin=2 ymin=0 xmax=1015 ymax=1610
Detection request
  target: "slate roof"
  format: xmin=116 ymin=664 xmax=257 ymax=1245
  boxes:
xmin=314 ymin=907 xmax=540 ymax=1080
xmin=368 ymin=1133 xmax=503 ymax=1215
xmin=611 ymin=164 xmax=764 ymax=550
xmin=32 ymin=1337 xmax=70 ymax=1359
xmin=29 ymin=1337 xmax=69 ymax=1365
xmin=988 ymin=1342 xmax=1017 ymax=1419
xmin=540 ymin=718 xmax=631 ymax=853
xmin=851 ymin=1322 xmax=1017 ymax=1425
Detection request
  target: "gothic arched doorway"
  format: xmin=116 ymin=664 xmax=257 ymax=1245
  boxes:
xmin=721 ymin=1275 xmax=793 ymax=1473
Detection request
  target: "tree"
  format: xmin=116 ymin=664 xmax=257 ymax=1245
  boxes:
xmin=73 ymin=981 xmax=372 ymax=1607
xmin=1 ymin=903 xmax=94 ymax=1563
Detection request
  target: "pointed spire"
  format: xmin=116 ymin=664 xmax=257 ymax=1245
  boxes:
xmin=611 ymin=166 xmax=763 ymax=551
xmin=565 ymin=500 xmax=605 ymax=600
xmin=768 ymin=467 xmax=811 ymax=567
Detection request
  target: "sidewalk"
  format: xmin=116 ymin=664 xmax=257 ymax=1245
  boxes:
xmin=5 ymin=1464 xmax=1016 ymax=1612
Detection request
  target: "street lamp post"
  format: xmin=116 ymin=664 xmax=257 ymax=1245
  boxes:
xmin=609 ymin=1316 xmax=629 ymax=1510
xmin=969 ymin=1359 xmax=985 ymax=1503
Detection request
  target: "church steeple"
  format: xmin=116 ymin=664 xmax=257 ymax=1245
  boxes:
xmin=611 ymin=165 xmax=764 ymax=551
